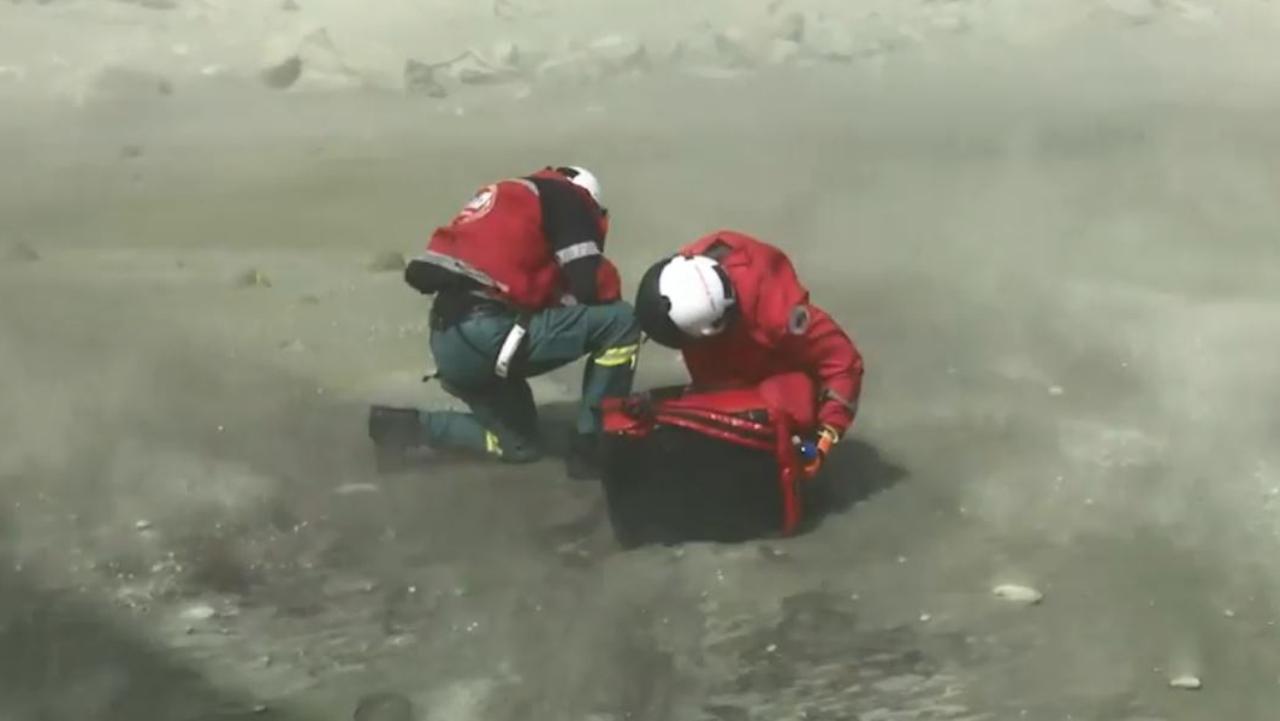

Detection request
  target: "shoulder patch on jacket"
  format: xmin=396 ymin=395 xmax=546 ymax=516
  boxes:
xmin=787 ymin=304 xmax=812 ymax=335
xmin=454 ymin=184 xmax=497 ymax=224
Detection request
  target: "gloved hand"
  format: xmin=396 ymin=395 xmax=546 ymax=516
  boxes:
xmin=794 ymin=424 xmax=840 ymax=479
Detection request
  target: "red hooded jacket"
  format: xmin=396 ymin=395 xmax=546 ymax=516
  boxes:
xmin=677 ymin=230 xmax=863 ymax=436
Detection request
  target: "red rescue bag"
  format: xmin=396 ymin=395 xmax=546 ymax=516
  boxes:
xmin=600 ymin=372 xmax=818 ymax=547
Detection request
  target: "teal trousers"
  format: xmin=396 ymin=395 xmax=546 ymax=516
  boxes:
xmin=420 ymin=300 xmax=641 ymax=463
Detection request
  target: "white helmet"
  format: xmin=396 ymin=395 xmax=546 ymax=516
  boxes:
xmin=554 ymin=165 xmax=602 ymax=205
xmin=635 ymin=254 xmax=736 ymax=347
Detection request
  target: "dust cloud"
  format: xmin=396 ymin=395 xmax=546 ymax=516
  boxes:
xmin=2 ymin=13 xmax=1280 ymax=721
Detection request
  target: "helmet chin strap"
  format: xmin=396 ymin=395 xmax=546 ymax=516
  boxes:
xmin=705 ymin=262 xmax=738 ymax=334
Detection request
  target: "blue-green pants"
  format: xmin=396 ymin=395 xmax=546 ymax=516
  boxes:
xmin=420 ymin=301 xmax=641 ymax=463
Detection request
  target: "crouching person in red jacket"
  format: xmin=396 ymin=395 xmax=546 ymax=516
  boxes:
xmin=632 ymin=230 xmax=864 ymax=478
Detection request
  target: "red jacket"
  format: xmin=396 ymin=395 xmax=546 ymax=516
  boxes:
xmin=424 ymin=171 xmax=619 ymax=310
xmin=677 ymin=230 xmax=863 ymax=436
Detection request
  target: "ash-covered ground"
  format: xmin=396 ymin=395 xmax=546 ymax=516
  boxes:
xmin=3 ymin=34 xmax=1280 ymax=721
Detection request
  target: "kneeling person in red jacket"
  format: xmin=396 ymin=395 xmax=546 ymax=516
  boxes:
xmin=633 ymin=230 xmax=864 ymax=477
xmin=370 ymin=166 xmax=640 ymax=479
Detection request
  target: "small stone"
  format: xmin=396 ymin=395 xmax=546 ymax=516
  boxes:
xmin=261 ymin=56 xmax=303 ymax=90
xmin=179 ymin=603 xmax=217 ymax=621
xmin=759 ymin=545 xmax=788 ymax=560
xmin=335 ymin=482 xmax=380 ymax=495
xmin=120 ymin=144 xmax=144 ymax=159
xmin=1048 ymin=385 xmax=1065 ymax=396
xmin=279 ymin=339 xmax=306 ymax=352
xmin=1169 ymin=674 xmax=1202 ymax=690
xmin=451 ymin=54 xmax=516 ymax=85
xmin=369 ymin=251 xmax=407 ymax=272
xmin=873 ymin=674 xmax=927 ymax=694
xmin=919 ymin=613 xmax=932 ymax=622
xmin=5 ymin=241 xmax=40 ymax=262
xmin=992 ymin=584 xmax=1044 ymax=605
xmin=236 ymin=269 xmax=272 ymax=288
xmin=588 ymin=35 xmax=649 ymax=74
xmin=404 ymin=59 xmax=447 ymax=97
xmin=282 ymin=0 xmax=300 ymax=9
xmin=134 ymin=519 xmax=153 ymax=531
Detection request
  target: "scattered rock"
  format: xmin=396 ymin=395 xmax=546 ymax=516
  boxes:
xmin=260 ymin=55 xmax=303 ymax=89
xmin=262 ymin=28 xmax=364 ymax=91
xmin=403 ymin=60 xmax=447 ymax=97
xmin=369 ymin=250 xmax=407 ymax=272
xmin=1169 ymin=674 xmax=1202 ymax=690
xmin=992 ymin=583 xmax=1044 ymax=605
xmin=178 ymin=603 xmax=217 ymax=622
xmin=5 ymin=241 xmax=40 ymax=262
xmin=451 ymin=53 xmax=518 ymax=85
xmin=759 ymin=545 xmax=789 ymax=561
xmin=236 ymin=269 xmax=272 ymax=288
xmin=335 ymin=482 xmax=381 ymax=495
xmin=353 ymin=692 xmax=414 ymax=721
xmin=323 ymin=575 xmax=378 ymax=596
xmin=134 ymin=519 xmax=153 ymax=531
xmin=1048 ymin=385 xmax=1065 ymax=396
xmin=873 ymin=674 xmax=927 ymax=694
xmin=588 ymin=35 xmax=649 ymax=75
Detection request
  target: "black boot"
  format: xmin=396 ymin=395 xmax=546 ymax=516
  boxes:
xmin=566 ymin=432 xmax=604 ymax=480
xmin=368 ymin=405 xmax=427 ymax=474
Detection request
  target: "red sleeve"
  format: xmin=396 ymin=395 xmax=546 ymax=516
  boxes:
xmin=786 ymin=304 xmax=863 ymax=435
xmin=746 ymin=249 xmax=863 ymax=435
xmin=595 ymin=257 xmax=622 ymax=303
